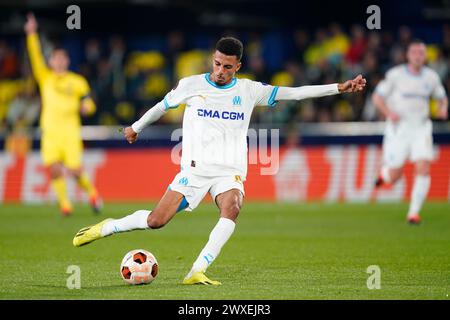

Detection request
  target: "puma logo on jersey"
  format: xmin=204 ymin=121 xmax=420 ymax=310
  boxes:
xmin=197 ymin=108 xmax=244 ymax=120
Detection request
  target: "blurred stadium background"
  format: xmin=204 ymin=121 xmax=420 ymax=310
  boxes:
xmin=1 ymin=0 xmax=450 ymax=204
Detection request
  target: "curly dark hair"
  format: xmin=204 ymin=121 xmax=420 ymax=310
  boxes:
xmin=215 ymin=37 xmax=243 ymax=61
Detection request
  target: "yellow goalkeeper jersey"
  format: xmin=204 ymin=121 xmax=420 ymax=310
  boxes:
xmin=27 ymin=33 xmax=95 ymax=136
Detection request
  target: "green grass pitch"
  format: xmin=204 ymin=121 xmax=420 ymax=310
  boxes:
xmin=0 ymin=202 xmax=449 ymax=300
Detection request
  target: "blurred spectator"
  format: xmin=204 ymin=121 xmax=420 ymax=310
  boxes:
xmin=6 ymin=81 xmax=40 ymax=129
xmin=304 ymin=28 xmax=328 ymax=66
xmin=442 ymin=24 xmax=450 ymax=58
xmin=345 ymin=25 xmax=367 ymax=65
xmin=165 ymin=30 xmax=187 ymax=82
xmin=109 ymin=35 xmax=126 ymax=98
xmin=84 ymin=38 xmax=101 ymax=76
xmin=0 ymin=41 xmax=20 ymax=79
xmin=324 ymin=23 xmax=350 ymax=66
xmin=248 ymin=54 xmax=271 ymax=84
xmin=429 ymin=47 xmax=448 ymax=81
xmin=292 ymin=29 xmax=310 ymax=65
xmin=0 ymin=78 xmax=27 ymax=126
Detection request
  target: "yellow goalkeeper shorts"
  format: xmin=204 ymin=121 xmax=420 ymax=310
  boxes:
xmin=41 ymin=132 xmax=83 ymax=170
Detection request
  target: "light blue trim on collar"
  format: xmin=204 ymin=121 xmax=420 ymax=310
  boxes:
xmin=204 ymin=73 xmax=237 ymax=89
xmin=404 ymin=64 xmax=423 ymax=78
xmin=374 ymin=87 xmax=387 ymax=97
xmin=268 ymin=86 xmax=279 ymax=107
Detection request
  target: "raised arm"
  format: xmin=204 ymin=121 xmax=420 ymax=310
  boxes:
xmin=24 ymin=13 xmax=49 ymax=83
xmin=275 ymin=74 xmax=366 ymax=101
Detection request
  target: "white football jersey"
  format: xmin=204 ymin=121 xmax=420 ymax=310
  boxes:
xmin=163 ymin=73 xmax=279 ymax=179
xmin=375 ymin=64 xmax=446 ymax=125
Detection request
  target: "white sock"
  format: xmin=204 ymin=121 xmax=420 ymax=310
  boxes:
xmin=381 ymin=166 xmax=392 ymax=184
xmin=101 ymin=210 xmax=150 ymax=236
xmin=408 ymin=175 xmax=430 ymax=217
xmin=186 ymin=217 xmax=236 ymax=278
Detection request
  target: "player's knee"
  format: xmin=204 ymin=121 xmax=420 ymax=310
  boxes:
xmin=416 ymin=167 xmax=430 ymax=176
xmin=147 ymin=212 xmax=167 ymax=229
xmin=49 ymin=165 xmax=63 ymax=179
xmin=415 ymin=162 xmax=430 ymax=175
xmin=69 ymin=169 xmax=82 ymax=179
xmin=220 ymin=202 xmax=241 ymax=221
xmin=390 ymin=168 xmax=403 ymax=182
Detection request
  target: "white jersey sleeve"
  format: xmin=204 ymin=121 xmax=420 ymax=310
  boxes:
xmin=131 ymin=101 xmax=167 ymax=133
xmin=163 ymin=77 xmax=192 ymax=109
xmin=250 ymin=80 xmax=340 ymax=107
xmin=250 ymin=81 xmax=279 ymax=107
xmin=276 ymin=84 xmax=339 ymax=100
xmin=131 ymin=76 xmax=196 ymax=133
xmin=375 ymin=68 xmax=398 ymax=97
xmin=430 ymin=72 xmax=447 ymax=100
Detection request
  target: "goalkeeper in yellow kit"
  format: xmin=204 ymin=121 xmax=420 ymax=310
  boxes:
xmin=24 ymin=13 xmax=102 ymax=216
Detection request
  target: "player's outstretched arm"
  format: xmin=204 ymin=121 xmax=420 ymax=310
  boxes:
xmin=275 ymin=74 xmax=366 ymax=101
xmin=121 ymin=100 xmax=168 ymax=144
xmin=24 ymin=13 xmax=49 ymax=82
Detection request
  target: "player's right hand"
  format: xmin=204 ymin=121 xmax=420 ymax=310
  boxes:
xmin=123 ymin=126 xmax=138 ymax=144
xmin=387 ymin=111 xmax=400 ymax=122
xmin=24 ymin=13 xmax=38 ymax=34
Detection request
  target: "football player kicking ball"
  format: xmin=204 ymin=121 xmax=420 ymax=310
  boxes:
xmin=24 ymin=13 xmax=102 ymax=216
xmin=73 ymin=37 xmax=366 ymax=285
xmin=373 ymin=40 xmax=448 ymax=225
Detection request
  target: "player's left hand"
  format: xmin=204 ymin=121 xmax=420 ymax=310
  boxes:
xmin=80 ymin=104 xmax=90 ymax=116
xmin=80 ymin=97 xmax=95 ymax=116
xmin=338 ymin=74 xmax=367 ymax=93
xmin=24 ymin=12 xmax=38 ymax=34
xmin=436 ymin=107 xmax=448 ymax=120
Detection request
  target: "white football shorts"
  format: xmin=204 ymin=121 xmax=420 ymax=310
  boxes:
xmin=168 ymin=171 xmax=245 ymax=211
xmin=382 ymin=119 xmax=433 ymax=168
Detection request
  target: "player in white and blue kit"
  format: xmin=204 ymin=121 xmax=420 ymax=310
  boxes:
xmin=73 ymin=37 xmax=366 ymax=285
xmin=373 ymin=40 xmax=448 ymax=225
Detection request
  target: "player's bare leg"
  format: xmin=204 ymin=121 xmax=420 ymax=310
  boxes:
xmin=183 ymin=188 xmax=243 ymax=285
xmin=375 ymin=166 xmax=403 ymax=187
xmin=73 ymin=189 xmax=184 ymax=247
xmin=69 ymin=168 xmax=102 ymax=214
xmin=48 ymin=162 xmax=72 ymax=216
xmin=146 ymin=189 xmax=186 ymax=228
xmin=407 ymin=160 xmax=431 ymax=225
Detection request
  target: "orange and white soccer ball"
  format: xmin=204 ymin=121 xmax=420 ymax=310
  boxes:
xmin=120 ymin=249 xmax=158 ymax=285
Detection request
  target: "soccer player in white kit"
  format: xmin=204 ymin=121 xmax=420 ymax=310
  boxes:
xmin=73 ymin=37 xmax=366 ymax=285
xmin=373 ymin=40 xmax=448 ymax=225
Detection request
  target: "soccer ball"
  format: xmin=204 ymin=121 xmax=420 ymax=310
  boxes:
xmin=120 ymin=249 xmax=158 ymax=285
